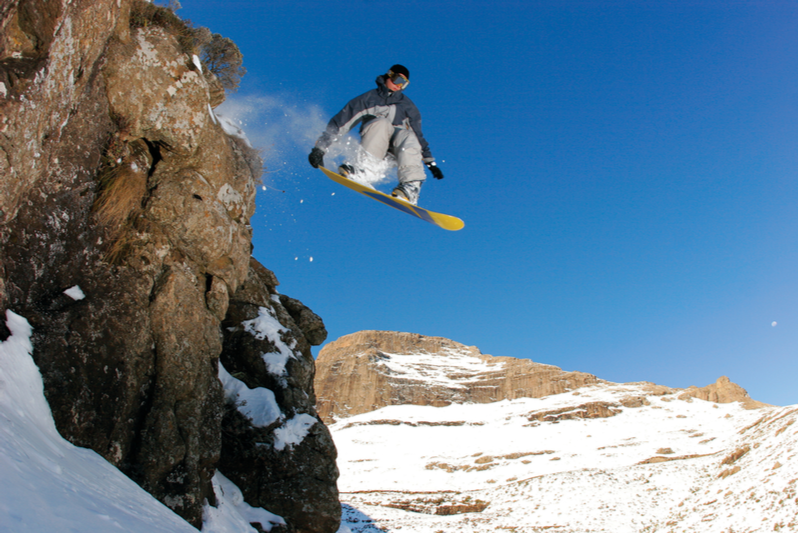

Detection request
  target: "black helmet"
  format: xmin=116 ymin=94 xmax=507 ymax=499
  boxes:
xmin=389 ymin=64 xmax=409 ymax=79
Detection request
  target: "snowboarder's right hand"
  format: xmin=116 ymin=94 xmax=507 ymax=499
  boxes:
xmin=426 ymin=161 xmax=444 ymax=180
xmin=308 ymin=147 xmax=325 ymax=169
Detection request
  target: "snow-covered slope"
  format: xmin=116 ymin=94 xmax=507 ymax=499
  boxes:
xmin=378 ymin=345 xmax=507 ymax=387
xmin=2 ymin=306 xmax=794 ymax=533
xmin=0 ymin=310 xmax=287 ymax=533
xmin=332 ymin=383 xmax=797 ymax=532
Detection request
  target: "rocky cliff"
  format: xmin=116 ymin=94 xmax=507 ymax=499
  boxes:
xmin=315 ymin=331 xmax=602 ymax=423
xmin=0 ymin=1 xmax=338 ymax=531
xmin=314 ymin=330 xmax=767 ymax=423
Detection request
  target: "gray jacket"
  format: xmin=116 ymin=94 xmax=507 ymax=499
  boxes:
xmin=315 ymin=75 xmax=434 ymax=162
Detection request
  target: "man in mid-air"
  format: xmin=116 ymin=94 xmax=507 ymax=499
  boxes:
xmin=308 ymin=64 xmax=443 ymax=205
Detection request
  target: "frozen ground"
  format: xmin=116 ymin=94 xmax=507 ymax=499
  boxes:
xmin=331 ymin=384 xmax=797 ymax=533
xmin=377 ymin=346 xmax=507 ymax=388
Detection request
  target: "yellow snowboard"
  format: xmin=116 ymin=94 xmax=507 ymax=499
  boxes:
xmin=319 ymin=167 xmax=464 ymax=231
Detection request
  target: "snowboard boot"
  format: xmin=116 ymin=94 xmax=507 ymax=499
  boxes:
xmin=392 ymin=181 xmax=422 ymax=205
xmin=391 ymin=187 xmax=410 ymax=202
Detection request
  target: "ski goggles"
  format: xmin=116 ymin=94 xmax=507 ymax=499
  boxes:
xmin=387 ymin=71 xmax=409 ymax=90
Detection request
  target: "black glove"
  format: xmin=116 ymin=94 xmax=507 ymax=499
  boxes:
xmin=308 ymin=147 xmax=325 ymax=169
xmin=427 ymin=162 xmax=444 ymax=180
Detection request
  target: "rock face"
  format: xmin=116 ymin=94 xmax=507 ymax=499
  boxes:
xmin=314 ymin=331 xmax=602 ymax=423
xmin=679 ymin=376 xmax=769 ymax=410
xmin=315 ymin=331 xmax=769 ymax=424
xmin=218 ymin=260 xmax=340 ymax=533
xmin=0 ymin=1 xmax=338 ymax=531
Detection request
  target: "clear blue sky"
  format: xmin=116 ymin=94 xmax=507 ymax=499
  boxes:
xmin=178 ymin=1 xmax=797 ymax=406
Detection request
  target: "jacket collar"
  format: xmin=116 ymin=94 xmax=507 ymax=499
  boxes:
xmin=375 ymin=75 xmax=403 ymax=100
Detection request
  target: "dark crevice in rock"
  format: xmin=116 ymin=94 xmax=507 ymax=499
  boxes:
xmin=0 ymin=57 xmax=48 ymax=99
xmin=142 ymin=138 xmax=166 ymax=178
xmin=0 ymin=317 xmax=10 ymax=341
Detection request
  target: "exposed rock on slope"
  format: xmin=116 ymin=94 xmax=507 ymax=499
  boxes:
xmin=679 ymin=375 xmax=769 ymax=409
xmin=315 ymin=330 xmax=767 ymax=424
xmin=333 ymin=387 xmax=795 ymax=532
xmin=323 ymin=336 xmax=787 ymax=532
xmin=315 ymin=330 xmax=601 ymax=423
xmin=0 ymin=1 xmax=337 ymax=531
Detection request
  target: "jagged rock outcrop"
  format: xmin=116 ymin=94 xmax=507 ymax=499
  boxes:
xmin=679 ymin=376 xmax=770 ymax=409
xmin=315 ymin=331 xmax=769 ymax=424
xmin=314 ymin=331 xmax=602 ymax=423
xmin=0 ymin=1 xmax=338 ymax=531
xmin=218 ymin=259 xmax=340 ymax=533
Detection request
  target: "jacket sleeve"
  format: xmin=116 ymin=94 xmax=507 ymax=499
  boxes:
xmin=406 ymin=102 xmax=433 ymax=162
xmin=315 ymin=91 xmax=373 ymax=151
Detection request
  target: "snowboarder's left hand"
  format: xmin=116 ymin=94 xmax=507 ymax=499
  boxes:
xmin=427 ymin=162 xmax=444 ymax=180
xmin=308 ymin=147 xmax=325 ymax=169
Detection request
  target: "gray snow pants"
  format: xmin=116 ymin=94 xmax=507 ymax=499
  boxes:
xmin=360 ymin=118 xmax=427 ymax=185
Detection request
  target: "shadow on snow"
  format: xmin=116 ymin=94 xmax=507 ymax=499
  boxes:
xmin=340 ymin=503 xmax=388 ymax=533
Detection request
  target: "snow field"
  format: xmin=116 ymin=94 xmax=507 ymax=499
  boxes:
xmin=332 ymin=384 xmax=797 ymax=532
xmin=377 ymin=347 xmax=506 ymax=388
xmin=0 ymin=306 xmax=794 ymax=533
xmin=0 ymin=311 xmax=198 ymax=532
xmin=333 ymin=386 xmax=762 ymax=493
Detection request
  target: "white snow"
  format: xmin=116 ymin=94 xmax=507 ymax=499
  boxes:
xmin=192 ymin=54 xmax=203 ymax=73
xmin=0 ymin=310 xmax=197 ymax=532
xmin=63 ymin=285 xmax=85 ymax=300
xmin=376 ymin=347 xmax=506 ymax=388
xmin=203 ymin=472 xmax=286 ymax=532
xmin=242 ymin=306 xmax=297 ymax=377
xmin=218 ymin=362 xmax=281 ymax=428
xmin=273 ymin=413 xmax=317 ymax=451
xmin=1 ymin=304 xmax=794 ymax=533
xmin=214 ymin=111 xmax=253 ymax=147
xmin=321 ymin=140 xmax=397 ymax=189
xmin=0 ymin=310 xmax=300 ymax=533
xmin=332 ymin=384 xmax=798 ymax=533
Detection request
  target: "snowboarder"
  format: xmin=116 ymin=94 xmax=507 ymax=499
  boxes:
xmin=308 ymin=64 xmax=443 ymax=205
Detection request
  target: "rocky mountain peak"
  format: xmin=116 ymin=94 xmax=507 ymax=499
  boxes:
xmin=315 ymin=331 xmax=769 ymax=425
xmin=323 ymin=330 xmax=484 ymax=356
xmin=315 ymin=330 xmax=602 ymax=423
xmin=679 ymin=375 xmax=768 ymax=410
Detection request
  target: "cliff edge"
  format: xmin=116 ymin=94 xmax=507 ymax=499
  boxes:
xmin=0 ymin=2 xmax=338 ymax=531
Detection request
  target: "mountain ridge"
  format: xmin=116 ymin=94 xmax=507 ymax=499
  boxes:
xmin=315 ymin=330 xmax=769 ymax=425
xmin=321 ymin=330 xmax=791 ymax=532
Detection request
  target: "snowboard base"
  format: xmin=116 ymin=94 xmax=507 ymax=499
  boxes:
xmin=319 ymin=166 xmax=464 ymax=231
